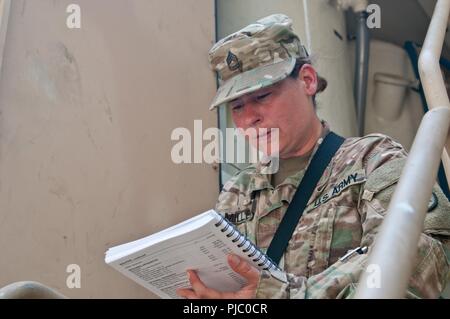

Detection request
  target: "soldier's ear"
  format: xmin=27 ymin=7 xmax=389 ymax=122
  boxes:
xmin=299 ymin=64 xmax=318 ymax=96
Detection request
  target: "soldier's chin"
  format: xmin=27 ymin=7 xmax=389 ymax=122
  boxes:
xmin=249 ymin=140 xmax=279 ymax=158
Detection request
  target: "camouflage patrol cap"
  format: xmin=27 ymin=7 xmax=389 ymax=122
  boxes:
xmin=208 ymin=13 xmax=309 ymax=110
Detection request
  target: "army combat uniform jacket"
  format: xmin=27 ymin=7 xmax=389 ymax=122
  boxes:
xmin=215 ymin=133 xmax=450 ymax=298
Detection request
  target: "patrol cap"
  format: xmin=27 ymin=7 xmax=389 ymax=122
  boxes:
xmin=208 ymin=14 xmax=309 ymax=110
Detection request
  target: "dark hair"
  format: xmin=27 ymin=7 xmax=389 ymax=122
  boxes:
xmin=289 ymin=57 xmax=328 ymax=108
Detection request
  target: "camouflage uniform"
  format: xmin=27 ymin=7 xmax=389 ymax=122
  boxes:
xmin=215 ymin=132 xmax=450 ymax=298
xmin=209 ymin=14 xmax=450 ymax=298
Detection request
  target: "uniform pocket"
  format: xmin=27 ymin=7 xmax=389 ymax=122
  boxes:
xmin=256 ymin=201 xmax=285 ymax=249
xmin=308 ymin=202 xmax=338 ymax=275
xmin=235 ymin=220 xmax=247 ymax=238
xmin=328 ymin=204 xmax=363 ymax=265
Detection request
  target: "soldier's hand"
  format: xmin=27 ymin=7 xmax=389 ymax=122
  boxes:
xmin=176 ymin=254 xmax=260 ymax=299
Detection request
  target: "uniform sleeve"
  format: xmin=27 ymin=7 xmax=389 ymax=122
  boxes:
xmin=214 ymin=166 xmax=255 ymax=214
xmin=215 ymin=177 xmax=240 ymax=214
xmin=255 ymin=137 xmax=450 ymax=299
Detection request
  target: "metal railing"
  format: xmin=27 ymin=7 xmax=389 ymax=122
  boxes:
xmin=355 ymin=0 xmax=450 ymax=298
xmin=0 ymin=0 xmax=10 ymax=77
xmin=0 ymin=281 xmax=67 ymax=299
xmin=418 ymin=0 xmax=450 ymax=183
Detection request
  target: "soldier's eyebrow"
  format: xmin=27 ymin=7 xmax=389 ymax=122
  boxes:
xmin=255 ymin=87 xmax=272 ymax=94
xmin=252 ymin=84 xmax=278 ymax=96
xmin=229 ymin=82 xmax=281 ymax=105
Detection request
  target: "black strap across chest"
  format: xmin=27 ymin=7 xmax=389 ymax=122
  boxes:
xmin=266 ymin=131 xmax=345 ymax=265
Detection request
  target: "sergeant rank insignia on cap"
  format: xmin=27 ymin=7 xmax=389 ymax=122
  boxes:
xmin=226 ymin=51 xmax=241 ymax=71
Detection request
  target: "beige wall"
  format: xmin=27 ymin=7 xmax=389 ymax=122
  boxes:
xmin=360 ymin=40 xmax=423 ymax=151
xmin=0 ymin=0 xmax=217 ymax=298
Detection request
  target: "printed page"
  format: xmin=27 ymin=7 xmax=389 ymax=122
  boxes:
xmin=105 ymin=210 xmax=217 ymax=259
xmin=108 ymin=219 xmax=247 ymax=299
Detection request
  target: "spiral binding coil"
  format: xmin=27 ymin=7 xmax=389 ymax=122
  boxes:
xmin=214 ymin=214 xmax=279 ymax=271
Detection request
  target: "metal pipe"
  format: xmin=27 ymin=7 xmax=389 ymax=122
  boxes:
xmin=0 ymin=0 xmax=11 ymax=77
xmin=354 ymin=10 xmax=370 ymax=136
xmin=0 ymin=281 xmax=67 ymax=299
xmin=355 ymin=107 xmax=450 ymax=299
xmin=418 ymin=0 xmax=450 ymax=188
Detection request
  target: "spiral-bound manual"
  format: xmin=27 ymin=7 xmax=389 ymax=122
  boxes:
xmin=105 ymin=209 xmax=284 ymax=299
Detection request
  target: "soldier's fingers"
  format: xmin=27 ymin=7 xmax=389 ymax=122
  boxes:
xmin=227 ymin=254 xmax=260 ymax=284
xmin=176 ymin=288 xmax=200 ymax=299
xmin=187 ymin=270 xmax=222 ymax=299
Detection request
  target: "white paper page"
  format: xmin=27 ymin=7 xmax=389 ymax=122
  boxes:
xmin=105 ymin=210 xmax=217 ymax=260
xmin=108 ymin=218 xmax=247 ymax=299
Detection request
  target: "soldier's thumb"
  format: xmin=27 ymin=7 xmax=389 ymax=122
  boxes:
xmin=227 ymin=254 xmax=260 ymax=284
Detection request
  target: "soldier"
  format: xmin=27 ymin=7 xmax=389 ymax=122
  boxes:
xmin=176 ymin=14 xmax=449 ymax=299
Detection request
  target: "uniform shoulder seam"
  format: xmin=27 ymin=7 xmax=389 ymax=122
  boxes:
xmin=341 ymin=133 xmax=399 ymax=148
